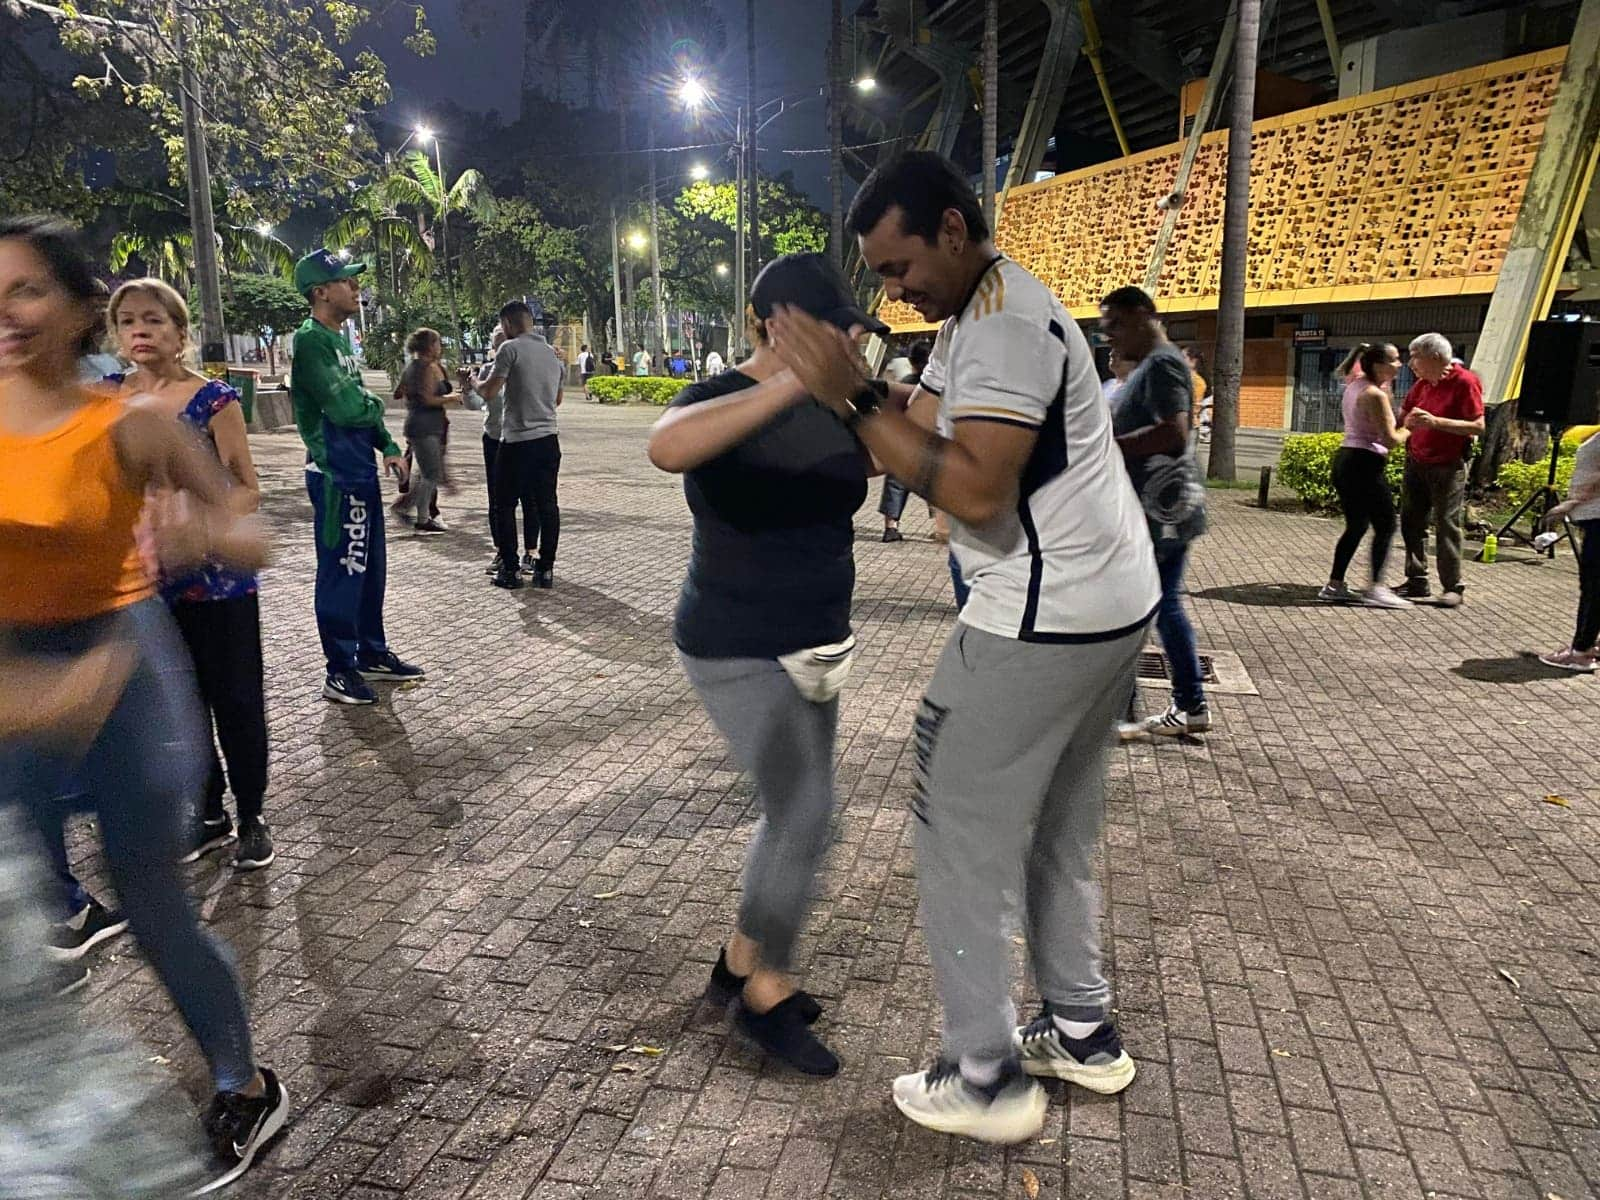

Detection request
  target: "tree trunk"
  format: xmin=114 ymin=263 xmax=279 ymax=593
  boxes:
xmin=1209 ymin=0 xmax=1261 ymax=482
xmin=982 ymin=0 xmax=998 ymax=230
xmin=829 ymin=0 xmax=845 ymax=268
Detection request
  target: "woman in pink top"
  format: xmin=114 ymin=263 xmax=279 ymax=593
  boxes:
xmin=1319 ymin=343 xmax=1411 ymax=608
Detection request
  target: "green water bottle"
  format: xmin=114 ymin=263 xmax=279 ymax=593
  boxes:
xmin=1483 ymin=533 xmax=1498 ymax=563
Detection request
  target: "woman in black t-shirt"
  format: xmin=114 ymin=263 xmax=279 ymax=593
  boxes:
xmin=648 ymin=253 xmax=884 ymax=1078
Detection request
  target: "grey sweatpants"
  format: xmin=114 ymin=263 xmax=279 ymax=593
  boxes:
xmin=913 ymin=622 xmax=1145 ymax=1063
xmin=681 ymin=653 xmax=838 ymax=971
xmin=409 ymin=432 xmax=445 ymax=525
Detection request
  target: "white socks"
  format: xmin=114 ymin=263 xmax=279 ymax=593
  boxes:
xmin=1053 ymin=1015 xmax=1102 ymax=1040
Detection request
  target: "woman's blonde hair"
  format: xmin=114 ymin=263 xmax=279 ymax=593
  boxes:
xmin=744 ymin=304 xmax=768 ymax=347
xmin=406 ymin=327 xmax=441 ymax=358
xmin=107 ymin=277 xmax=191 ymax=349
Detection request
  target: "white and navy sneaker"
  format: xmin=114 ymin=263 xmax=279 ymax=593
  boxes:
xmin=46 ymin=898 xmax=129 ymax=961
xmin=1122 ymin=702 xmax=1210 ymax=740
xmin=1014 ymin=1013 xmax=1137 ymax=1094
xmin=891 ymin=1059 xmax=1046 ymax=1144
xmin=192 ymin=1067 xmax=289 ymax=1195
xmin=1317 ymin=581 xmax=1355 ymax=603
xmin=357 ymin=652 xmax=426 ymax=682
xmin=323 ymin=669 xmax=377 ymax=706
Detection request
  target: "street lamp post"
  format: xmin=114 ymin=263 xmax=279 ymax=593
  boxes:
xmin=610 ymin=204 xmax=625 ymax=363
xmin=415 ymin=126 xmax=460 ymax=345
xmin=734 ymin=105 xmax=746 ymax=360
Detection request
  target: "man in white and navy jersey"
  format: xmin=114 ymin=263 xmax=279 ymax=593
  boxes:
xmin=769 ymin=151 xmax=1158 ymax=1144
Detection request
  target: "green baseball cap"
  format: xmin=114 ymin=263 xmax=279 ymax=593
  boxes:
xmin=294 ymin=248 xmax=366 ymax=296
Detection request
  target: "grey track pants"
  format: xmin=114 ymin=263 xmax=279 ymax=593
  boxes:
xmin=681 ymin=653 xmax=838 ymax=971
xmin=912 ymin=622 xmax=1145 ymax=1063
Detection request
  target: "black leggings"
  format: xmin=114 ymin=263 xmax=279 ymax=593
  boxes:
xmin=1330 ymin=447 xmax=1395 ymax=584
xmin=171 ymin=593 xmax=268 ymax=822
xmin=1575 ymin=520 xmax=1600 ymax=652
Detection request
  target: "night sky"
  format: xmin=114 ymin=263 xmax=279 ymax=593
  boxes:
xmin=374 ymin=0 xmax=834 ymax=203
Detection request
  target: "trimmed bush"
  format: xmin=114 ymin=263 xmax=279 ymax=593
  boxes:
xmin=1278 ymin=433 xmax=1405 ymax=512
xmin=1496 ymin=427 xmax=1593 ymax=509
xmin=587 ymin=376 xmax=684 ymax=406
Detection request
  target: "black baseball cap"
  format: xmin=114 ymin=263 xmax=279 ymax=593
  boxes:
xmin=751 ymin=252 xmax=890 ymax=336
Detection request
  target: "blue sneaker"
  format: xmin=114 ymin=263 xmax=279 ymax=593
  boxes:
xmin=357 ymin=652 xmax=425 ymax=682
xmin=322 ymin=669 xmax=377 ymax=705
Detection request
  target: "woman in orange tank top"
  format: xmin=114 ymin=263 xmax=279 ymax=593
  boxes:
xmin=0 ymin=215 xmax=288 ymax=1191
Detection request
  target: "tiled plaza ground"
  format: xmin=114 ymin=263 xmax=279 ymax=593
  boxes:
xmin=70 ymin=400 xmax=1598 ymax=1199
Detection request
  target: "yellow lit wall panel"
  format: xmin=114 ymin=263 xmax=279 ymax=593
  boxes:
xmin=877 ymin=50 xmax=1567 ymax=333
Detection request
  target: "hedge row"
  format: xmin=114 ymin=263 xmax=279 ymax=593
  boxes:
xmin=1278 ymin=426 xmax=1598 ymax=513
xmin=586 ymin=376 xmax=683 ymax=406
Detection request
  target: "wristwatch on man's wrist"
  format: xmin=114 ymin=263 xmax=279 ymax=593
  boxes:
xmin=843 ymin=379 xmax=887 ymax=426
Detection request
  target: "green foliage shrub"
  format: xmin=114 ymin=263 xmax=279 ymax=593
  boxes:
xmin=1278 ymin=433 xmax=1405 ymax=512
xmin=587 ymin=376 xmax=683 ymax=406
xmin=1495 ymin=426 xmax=1591 ymax=509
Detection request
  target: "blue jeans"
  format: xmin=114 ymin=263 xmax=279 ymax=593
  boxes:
xmin=307 ymin=470 xmax=389 ymax=675
xmin=1 ymin=599 xmax=257 ymax=1092
xmin=1156 ymin=545 xmax=1206 ymax=712
xmin=949 ymin=553 xmax=970 ymax=609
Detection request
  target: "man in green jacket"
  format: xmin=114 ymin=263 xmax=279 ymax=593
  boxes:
xmin=290 ymin=250 xmax=424 ymax=704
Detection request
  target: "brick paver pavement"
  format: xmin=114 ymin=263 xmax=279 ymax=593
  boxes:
xmin=65 ymin=401 xmax=1597 ymax=1199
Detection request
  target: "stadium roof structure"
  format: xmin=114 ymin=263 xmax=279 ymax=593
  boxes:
xmin=841 ymin=0 xmax=1578 ymax=183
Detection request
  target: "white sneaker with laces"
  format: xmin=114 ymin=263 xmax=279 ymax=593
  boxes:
xmin=1361 ymin=584 xmax=1413 ymax=610
xmin=1317 ymin=581 xmax=1354 ymax=603
xmin=891 ymin=1060 xmax=1046 ymax=1144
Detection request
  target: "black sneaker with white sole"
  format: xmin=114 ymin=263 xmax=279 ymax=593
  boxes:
xmin=234 ymin=819 xmax=275 ymax=871
xmin=1013 ymin=1012 xmax=1137 ymax=1093
xmin=179 ymin=815 xmax=236 ymax=864
xmin=192 ymin=1067 xmax=289 ymax=1195
xmin=323 ymin=668 xmax=377 ymax=705
xmin=891 ymin=1059 xmax=1046 ymax=1143
xmin=46 ymin=898 xmax=129 ymax=961
xmin=357 ymin=651 xmax=425 ymax=682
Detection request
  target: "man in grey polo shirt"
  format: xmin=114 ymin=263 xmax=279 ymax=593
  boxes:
xmin=474 ymin=300 xmax=564 ymax=590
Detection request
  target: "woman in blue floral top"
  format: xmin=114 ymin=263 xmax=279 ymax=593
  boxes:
xmin=110 ymin=278 xmax=274 ymax=870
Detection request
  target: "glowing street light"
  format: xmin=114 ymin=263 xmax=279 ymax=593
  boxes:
xmin=715 ymin=263 xmax=730 ymax=277
xmin=678 ymin=76 xmax=709 ymax=109
xmin=414 ymin=125 xmax=435 ymax=143
xmin=690 ymin=162 xmax=710 ymax=181
xmin=627 ymin=230 xmax=648 ymax=251
xmin=255 ymin=222 xmax=273 ymax=237
xmin=338 ymin=247 xmax=353 ymax=261
xmin=854 ymin=76 xmax=877 ymax=93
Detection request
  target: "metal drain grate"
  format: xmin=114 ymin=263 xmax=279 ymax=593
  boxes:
xmin=1135 ymin=649 xmax=1259 ymax=697
xmin=1138 ymin=650 xmax=1217 ymax=684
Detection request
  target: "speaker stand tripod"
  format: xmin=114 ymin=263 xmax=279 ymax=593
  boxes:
xmin=1483 ymin=425 xmax=1579 ymax=559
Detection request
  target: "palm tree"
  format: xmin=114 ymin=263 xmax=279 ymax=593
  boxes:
xmin=381 ymin=149 xmax=493 ymax=340
xmin=324 ymin=181 xmax=435 ymax=303
xmin=107 ymin=186 xmax=294 ymax=287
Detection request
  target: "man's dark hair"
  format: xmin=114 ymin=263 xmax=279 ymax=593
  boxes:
xmin=1100 ymin=285 xmax=1158 ymax=315
xmin=909 ymin=339 xmax=932 ymax=370
xmin=846 ymin=151 xmax=990 ymax=244
xmin=499 ymin=299 xmax=533 ymax=324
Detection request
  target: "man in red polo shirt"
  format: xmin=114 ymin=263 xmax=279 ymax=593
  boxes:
xmin=1399 ymin=333 xmax=1485 ymax=607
